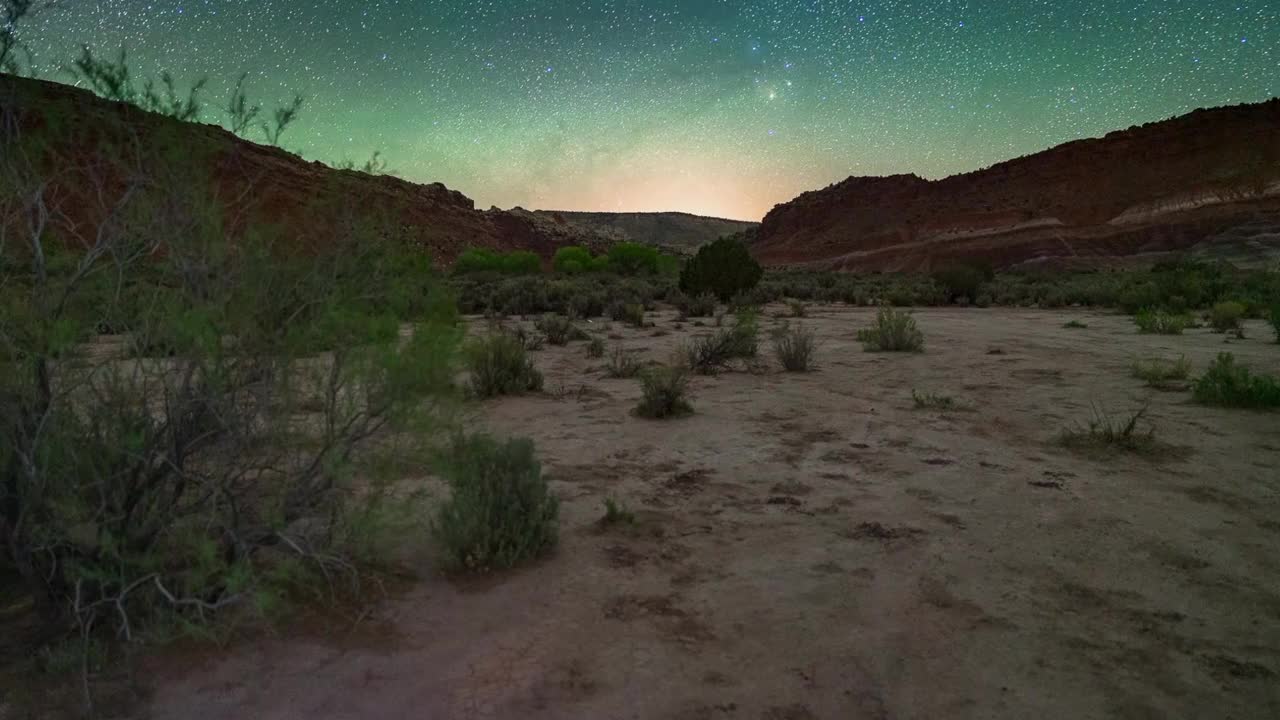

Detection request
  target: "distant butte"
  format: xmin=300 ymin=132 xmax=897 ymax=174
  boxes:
xmin=753 ymin=98 xmax=1280 ymax=271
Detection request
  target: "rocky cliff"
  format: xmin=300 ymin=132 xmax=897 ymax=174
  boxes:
xmin=0 ymin=74 xmax=615 ymax=265
xmin=529 ymin=210 xmax=758 ymax=254
xmin=753 ymin=99 xmax=1280 ymax=271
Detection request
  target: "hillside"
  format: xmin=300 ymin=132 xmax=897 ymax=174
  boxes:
xmin=0 ymin=74 xmax=616 ymax=265
xmin=528 ymin=210 xmax=758 ymax=254
xmin=753 ymin=99 xmax=1280 ymax=271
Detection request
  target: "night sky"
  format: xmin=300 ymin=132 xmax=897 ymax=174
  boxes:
xmin=19 ymin=1 xmax=1277 ymax=220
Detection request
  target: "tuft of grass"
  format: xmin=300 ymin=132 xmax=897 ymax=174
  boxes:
xmin=634 ymin=365 xmax=693 ymax=419
xmin=604 ymin=344 xmax=643 ymax=378
xmin=535 ymin=313 xmax=576 ymax=345
xmin=1192 ymin=353 xmax=1280 ymax=409
xmin=911 ymin=389 xmax=963 ymax=411
xmin=585 ymin=335 xmax=606 ymax=358
xmin=1131 ymin=355 xmax=1191 ymax=390
xmin=430 ymin=434 xmax=559 ymax=572
xmin=1062 ymin=320 xmax=1089 ymax=329
xmin=465 ymin=332 xmax=544 ymax=397
xmin=1134 ymin=308 xmax=1189 ymax=335
xmin=772 ymin=322 xmax=817 ymax=372
xmin=787 ymin=299 xmax=808 ymax=318
xmin=600 ymin=498 xmax=635 ymax=526
xmin=857 ymin=305 xmax=924 ymax=352
xmin=1059 ymin=405 xmax=1161 ymax=457
xmin=1209 ymin=301 xmax=1245 ymax=333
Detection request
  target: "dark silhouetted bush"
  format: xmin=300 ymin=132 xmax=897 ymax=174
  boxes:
xmin=679 ymin=237 xmax=762 ymax=302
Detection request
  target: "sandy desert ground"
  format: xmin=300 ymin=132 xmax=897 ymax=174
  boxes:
xmin=143 ymin=306 xmax=1280 ymax=720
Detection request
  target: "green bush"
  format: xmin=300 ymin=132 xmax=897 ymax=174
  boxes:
xmin=607 ymin=243 xmax=661 ymax=276
xmin=1131 ymin=356 xmax=1192 ymax=389
xmin=604 ymin=344 xmax=643 ymax=378
xmin=535 ymin=314 xmax=576 ymax=345
xmin=1192 ymin=353 xmax=1280 ymax=409
xmin=772 ymin=322 xmax=817 ymax=372
xmin=679 ymin=237 xmax=763 ymax=302
xmin=1209 ymin=301 xmax=1246 ymax=332
xmin=502 ymin=250 xmax=542 ymax=276
xmin=857 ymin=305 xmax=924 ymax=352
xmin=452 ymin=248 xmax=542 ymax=276
xmin=1134 ymin=308 xmax=1189 ymax=335
xmin=431 ymin=434 xmax=559 ymax=572
xmin=635 ymin=365 xmax=693 ymax=418
xmin=553 ymin=246 xmax=594 ymax=275
xmin=465 ymin=332 xmax=543 ymax=397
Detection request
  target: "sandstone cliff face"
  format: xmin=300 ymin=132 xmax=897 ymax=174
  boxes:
xmin=754 ymin=99 xmax=1280 ymax=271
xmin=1 ymin=74 xmax=613 ymax=264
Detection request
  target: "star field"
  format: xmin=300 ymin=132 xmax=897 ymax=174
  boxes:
xmin=20 ymin=1 xmax=1277 ymax=220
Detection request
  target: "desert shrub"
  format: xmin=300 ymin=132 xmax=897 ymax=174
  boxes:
xmin=933 ymin=263 xmax=992 ymax=303
xmin=553 ymin=246 xmax=594 ymax=275
xmin=431 ymin=434 xmax=559 ymax=572
xmin=608 ymin=301 xmax=646 ymax=327
xmin=787 ymin=299 xmax=808 ymax=318
xmin=465 ymin=332 xmax=543 ymax=397
xmin=1062 ymin=320 xmax=1088 ymax=329
xmin=601 ymin=498 xmax=635 ymax=526
xmin=857 ymin=305 xmax=924 ymax=352
xmin=586 ymin=336 xmax=606 ymax=358
xmin=607 ymin=243 xmax=661 ymax=276
xmin=535 ymin=314 xmax=576 ymax=345
xmin=1134 ymin=308 xmax=1189 ymax=335
xmin=912 ymin=389 xmax=962 ymax=410
xmin=679 ymin=237 xmax=763 ymax=301
xmin=1131 ymin=356 xmax=1192 ymax=389
xmin=683 ymin=312 xmax=759 ymax=374
xmin=680 ymin=291 xmax=718 ymax=318
xmin=1059 ymin=406 xmax=1161 ymax=457
xmin=1209 ymin=301 xmax=1246 ymax=332
xmin=604 ymin=344 xmax=643 ymax=378
xmin=772 ymin=322 xmax=817 ymax=372
xmin=1192 ymin=353 xmax=1280 ymax=409
xmin=635 ymin=365 xmax=693 ymax=418
xmin=566 ymin=288 xmax=606 ymax=319
xmin=502 ymin=250 xmax=542 ymax=276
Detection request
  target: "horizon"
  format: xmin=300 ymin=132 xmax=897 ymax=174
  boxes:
xmin=18 ymin=1 xmax=1276 ymax=221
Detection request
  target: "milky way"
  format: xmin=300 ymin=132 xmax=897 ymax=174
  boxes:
xmin=18 ymin=1 xmax=1277 ymax=220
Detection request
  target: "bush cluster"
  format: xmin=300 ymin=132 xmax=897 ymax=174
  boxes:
xmin=857 ymin=305 xmax=924 ymax=352
xmin=465 ymin=332 xmax=544 ymax=397
xmin=1192 ymin=353 xmax=1280 ymax=409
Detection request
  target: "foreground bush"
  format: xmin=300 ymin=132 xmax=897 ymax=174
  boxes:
xmin=1192 ymin=353 xmax=1280 ymax=409
xmin=679 ymin=237 xmax=763 ymax=301
xmin=772 ymin=322 xmax=817 ymax=371
xmin=683 ymin=312 xmax=759 ymax=374
xmin=634 ymin=365 xmax=693 ymax=418
xmin=465 ymin=332 xmax=544 ymax=396
xmin=1134 ymin=308 xmax=1190 ymax=335
xmin=857 ymin=305 xmax=924 ymax=352
xmin=431 ymin=434 xmax=559 ymax=572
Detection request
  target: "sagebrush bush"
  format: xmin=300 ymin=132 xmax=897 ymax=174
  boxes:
xmin=787 ymin=299 xmax=808 ymax=318
xmin=465 ymin=332 xmax=544 ymax=397
xmin=912 ymin=389 xmax=960 ymax=410
xmin=431 ymin=434 xmax=559 ymax=572
xmin=772 ymin=322 xmax=817 ymax=371
xmin=1131 ymin=356 xmax=1191 ymax=389
xmin=586 ymin=336 xmax=606 ymax=358
xmin=680 ymin=291 xmax=718 ymax=318
xmin=635 ymin=365 xmax=693 ymax=418
xmin=1192 ymin=353 xmax=1280 ymax=409
xmin=683 ymin=313 xmax=759 ymax=374
xmin=1210 ymin=301 xmax=1246 ymax=333
xmin=535 ymin=313 xmax=576 ymax=345
xmin=679 ymin=237 xmax=763 ymax=301
xmin=1134 ymin=308 xmax=1189 ymax=335
xmin=605 ymin=344 xmax=643 ymax=378
xmin=857 ymin=305 xmax=924 ymax=352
